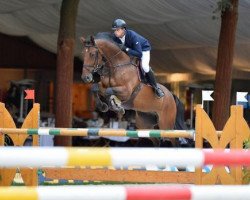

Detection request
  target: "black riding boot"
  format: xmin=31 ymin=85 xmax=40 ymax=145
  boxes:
xmin=146 ymin=69 xmax=164 ymax=98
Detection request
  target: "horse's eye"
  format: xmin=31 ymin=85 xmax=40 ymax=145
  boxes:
xmin=90 ymin=52 xmax=96 ymax=58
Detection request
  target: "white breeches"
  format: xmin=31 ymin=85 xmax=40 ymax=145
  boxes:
xmin=141 ymin=51 xmax=150 ymax=73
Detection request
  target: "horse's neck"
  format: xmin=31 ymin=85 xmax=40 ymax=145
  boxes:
xmin=98 ymin=40 xmax=130 ymax=64
xmin=97 ymin=40 xmax=140 ymax=88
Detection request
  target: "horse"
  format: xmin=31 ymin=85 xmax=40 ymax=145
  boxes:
xmin=80 ymin=33 xmax=185 ymax=145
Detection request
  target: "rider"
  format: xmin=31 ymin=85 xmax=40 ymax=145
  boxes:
xmin=111 ymin=19 xmax=165 ymax=98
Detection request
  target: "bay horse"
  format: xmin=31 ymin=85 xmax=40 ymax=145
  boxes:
xmin=80 ymin=32 xmax=180 ymax=132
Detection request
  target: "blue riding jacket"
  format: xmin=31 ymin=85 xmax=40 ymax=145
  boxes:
xmin=112 ymin=29 xmax=151 ymax=59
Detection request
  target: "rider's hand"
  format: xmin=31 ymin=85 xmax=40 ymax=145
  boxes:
xmin=119 ymin=44 xmax=129 ymax=53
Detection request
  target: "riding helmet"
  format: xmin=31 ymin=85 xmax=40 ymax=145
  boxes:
xmin=112 ymin=19 xmax=127 ymax=30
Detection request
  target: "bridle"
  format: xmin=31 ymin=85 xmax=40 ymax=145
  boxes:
xmin=81 ymin=38 xmax=140 ymax=92
xmin=82 ymin=41 xmax=137 ymax=75
xmin=82 ymin=43 xmax=124 ymax=73
xmin=82 ymin=44 xmax=105 ymax=73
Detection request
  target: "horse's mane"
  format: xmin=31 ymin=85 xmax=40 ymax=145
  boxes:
xmin=95 ymin=32 xmax=115 ymax=43
xmin=96 ymin=32 xmax=121 ymax=48
xmin=85 ymin=32 xmax=120 ymax=49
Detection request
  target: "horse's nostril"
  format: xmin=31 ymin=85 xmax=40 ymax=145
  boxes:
xmin=81 ymin=74 xmax=93 ymax=83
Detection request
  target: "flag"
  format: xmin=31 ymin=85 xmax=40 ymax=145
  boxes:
xmin=202 ymin=90 xmax=214 ymax=108
xmin=24 ymin=89 xmax=35 ymax=100
xmin=202 ymin=90 xmax=214 ymax=101
xmin=236 ymin=92 xmax=248 ymax=103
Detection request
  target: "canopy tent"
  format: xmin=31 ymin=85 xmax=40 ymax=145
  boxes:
xmin=1 ymin=0 xmax=250 ymax=81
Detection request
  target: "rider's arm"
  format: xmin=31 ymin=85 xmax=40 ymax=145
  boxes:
xmin=112 ymin=34 xmax=141 ymax=57
xmin=126 ymin=36 xmax=142 ymax=59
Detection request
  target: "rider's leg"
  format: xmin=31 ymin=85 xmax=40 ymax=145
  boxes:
xmin=146 ymin=69 xmax=165 ymax=98
xmin=141 ymin=51 xmax=164 ymax=98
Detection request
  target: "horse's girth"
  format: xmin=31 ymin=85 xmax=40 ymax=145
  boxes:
xmin=121 ymin=83 xmax=143 ymax=109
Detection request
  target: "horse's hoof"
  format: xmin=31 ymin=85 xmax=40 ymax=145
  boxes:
xmin=96 ymin=102 xmax=109 ymax=112
xmin=106 ymin=88 xmax=114 ymax=95
xmin=118 ymin=108 xmax=125 ymax=115
xmin=101 ymin=103 xmax=109 ymax=112
xmin=110 ymin=95 xmax=121 ymax=106
xmin=91 ymin=83 xmax=99 ymax=92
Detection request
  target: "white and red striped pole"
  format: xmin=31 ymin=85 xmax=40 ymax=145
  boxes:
xmin=0 ymin=147 xmax=250 ymax=168
xmin=0 ymin=185 xmax=250 ymax=200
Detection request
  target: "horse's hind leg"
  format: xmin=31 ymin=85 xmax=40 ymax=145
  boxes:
xmin=158 ymin=103 xmax=177 ymax=147
xmin=135 ymin=111 xmax=156 ymax=129
xmin=135 ymin=111 xmax=160 ymax=147
xmin=158 ymin=110 xmax=176 ymax=130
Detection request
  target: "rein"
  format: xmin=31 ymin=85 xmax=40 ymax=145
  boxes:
xmin=83 ymin=42 xmax=136 ymax=74
xmin=83 ymin=40 xmax=139 ymax=88
xmin=82 ymin=44 xmax=103 ymax=73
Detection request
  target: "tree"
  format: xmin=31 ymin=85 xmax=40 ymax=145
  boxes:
xmin=55 ymin=0 xmax=79 ymax=146
xmin=212 ymin=0 xmax=239 ymax=130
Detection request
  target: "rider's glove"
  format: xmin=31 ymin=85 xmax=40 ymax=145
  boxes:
xmin=119 ymin=44 xmax=129 ymax=53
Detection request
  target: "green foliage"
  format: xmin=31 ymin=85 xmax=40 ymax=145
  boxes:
xmin=212 ymin=0 xmax=232 ymax=19
xmin=244 ymin=139 xmax=250 ymax=149
xmin=243 ymin=139 xmax=250 ymax=184
xmin=243 ymin=168 xmax=250 ymax=184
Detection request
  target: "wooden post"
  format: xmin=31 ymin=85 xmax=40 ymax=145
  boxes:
xmin=55 ymin=0 xmax=80 ymax=146
xmin=0 ymin=103 xmax=39 ymax=186
xmin=19 ymin=104 xmax=40 ymax=186
xmin=0 ymin=103 xmax=17 ymax=186
xmin=212 ymin=0 xmax=239 ymax=130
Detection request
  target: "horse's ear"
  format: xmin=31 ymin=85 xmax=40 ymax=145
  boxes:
xmin=80 ymin=37 xmax=85 ymax=44
xmin=90 ymin=35 xmax=95 ymax=45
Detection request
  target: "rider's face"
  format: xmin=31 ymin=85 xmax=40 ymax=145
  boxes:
xmin=114 ymin=28 xmax=125 ymax=38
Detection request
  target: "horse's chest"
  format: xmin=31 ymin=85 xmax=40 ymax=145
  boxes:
xmin=100 ymin=74 xmax=123 ymax=88
xmin=100 ymin=76 xmax=116 ymax=87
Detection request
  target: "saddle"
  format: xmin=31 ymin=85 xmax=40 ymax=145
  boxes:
xmin=131 ymin=57 xmax=147 ymax=84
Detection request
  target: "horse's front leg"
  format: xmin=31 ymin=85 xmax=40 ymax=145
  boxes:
xmin=105 ymin=85 xmax=129 ymax=115
xmin=91 ymin=83 xmax=109 ymax=112
xmin=105 ymin=85 xmax=129 ymax=101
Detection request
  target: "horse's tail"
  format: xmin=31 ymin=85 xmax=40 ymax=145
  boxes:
xmin=172 ymin=94 xmax=187 ymax=130
xmin=172 ymin=94 xmax=194 ymax=147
